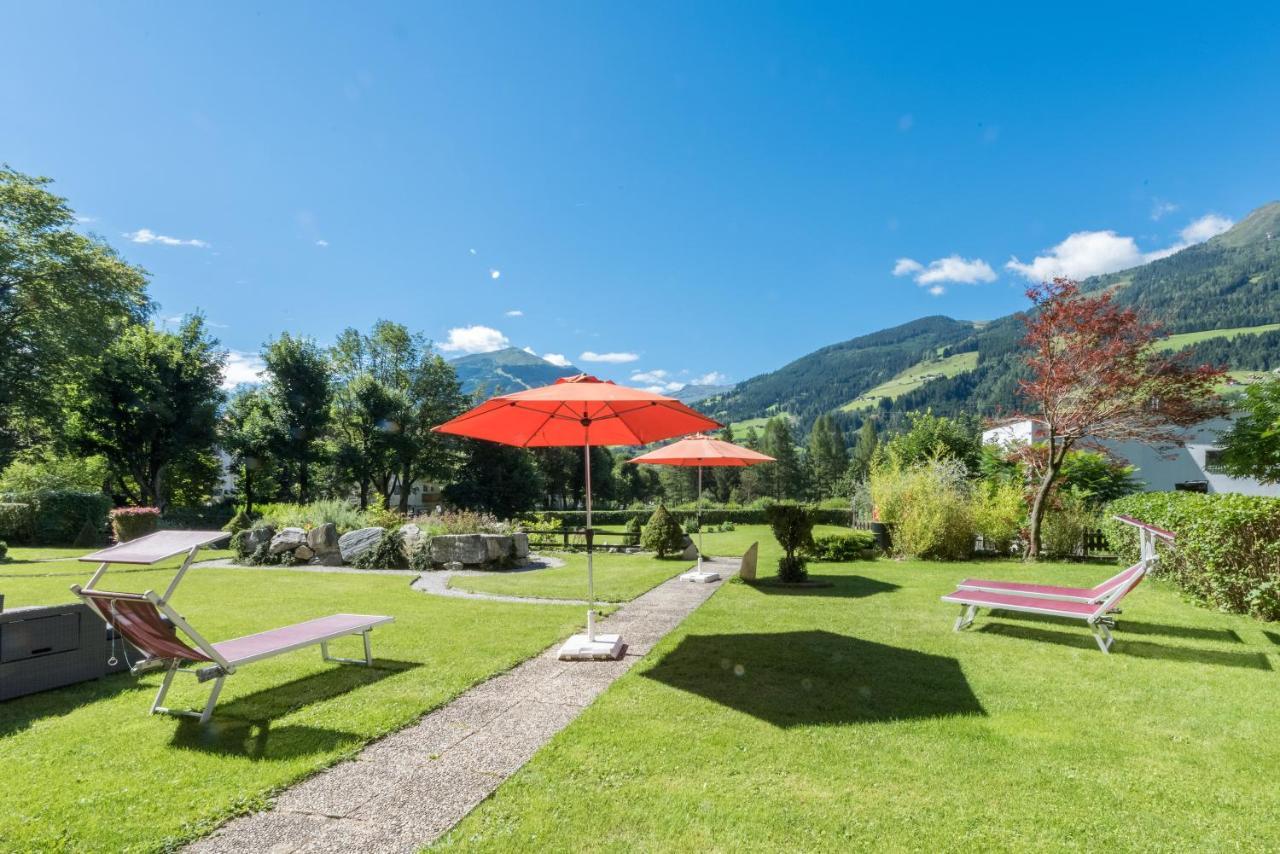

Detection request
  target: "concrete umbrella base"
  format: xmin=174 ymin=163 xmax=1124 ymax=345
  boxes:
xmin=557 ymin=633 xmax=625 ymax=661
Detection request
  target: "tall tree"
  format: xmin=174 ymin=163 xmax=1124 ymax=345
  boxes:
xmin=846 ymin=418 xmax=878 ymax=483
xmin=762 ymin=417 xmax=804 ymax=500
xmin=710 ymin=424 xmax=741 ymax=502
xmin=807 ymin=414 xmax=848 ymax=498
xmin=443 ymin=440 xmax=544 ymax=519
xmin=328 ymin=373 xmax=404 ymax=508
xmin=1218 ymin=378 xmax=1280 ymax=483
xmin=70 ymin=317 xmax=225 ymax=509
xmin=736 ymin=427 xmax=766 ymax=502
xmin=220 ymin=387 xmax=282 ymax=515
xmin=263 ymin=333 xmax=332 ymax=502
xmin=1018 ymin=278 xmax=1225 ymax=557
xmin=0 ymin=167 xmax=150 ymax=464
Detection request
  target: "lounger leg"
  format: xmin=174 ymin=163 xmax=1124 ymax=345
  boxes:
xmin=199 ymin=676 xmax=225 ymax=724
xmin=151 ymin=661 xmax=179 ymax=714
xmin=362 ymin=630 xmax=372 ymax=666
xmin=1091 ymin=622 xmax=1114 ymax=654
xmin=954 ymin=604 xmax=977 ymax=631
xmin=320 ymin=632 xmax=375 ymax=666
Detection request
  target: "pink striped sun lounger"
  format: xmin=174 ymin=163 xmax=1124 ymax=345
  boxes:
xmin=940 ymin=515 xmax=1175 ymax=654
xmin=70 ymin=530 xmax=392 ymax=723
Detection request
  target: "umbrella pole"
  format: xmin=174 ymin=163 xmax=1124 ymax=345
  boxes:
xmin=584 ymin=440 xmax=595 ymax=642
xmin=696 ymin=465 xmax=703 ymax=570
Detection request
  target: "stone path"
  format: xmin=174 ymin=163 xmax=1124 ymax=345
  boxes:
xmin=186 ymin=556 xmax=738 ymax=854
xmin=409 ymin=557 xmax=578 ymax=604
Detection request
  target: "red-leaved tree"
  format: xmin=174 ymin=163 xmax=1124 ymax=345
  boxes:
xmin=1019 ymin=279 xmax=1226 ymax=558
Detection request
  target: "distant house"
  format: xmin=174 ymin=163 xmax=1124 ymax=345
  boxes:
xmin=981 ymin=417 xmax=1280 ymax=497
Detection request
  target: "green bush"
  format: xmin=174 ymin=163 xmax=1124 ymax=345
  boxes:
xmin=73 ymin=520 xmax=103 ymax=548
xmin=0 ymin=490 xmax=111 ymax=545
xmin=683 ymin=516 xmax=700 ymax=534
xmin=521 ymin=507 xmax=851 ymax=528
xmin=353 ymin=528 xmax=406 ymax=570
xmin=1104 ymin=492 xmax=1280 ymax=621
xmin=111 ymin=507 xmax=161 ymax=542
xmin=805 ymin=530 xmax=876 ymax=561
xmin=972 ymin=480 xmax=1025 ymax=555
xmin=223 ymin=509 xmax=256 ymax=534
xmin=0 ymin=503 xmax=32 ymax=542
xmin=766 ymin=503 xmax=815 ymax=582
xmin=625 ymin=515 xmax=643 ymax=535
xmin=0 ymin=540 xmax=7 ymax=561
xmin=161 ymin=502 xmax=235 ymax=530
xmin=871 ymin=457 xmax=973 ymax=560
xmin=408 ymin=539 xmax=434 ymax=572
xmin=641 ymin=505 xmax=685 ymax=558
xmin=256 ymin=499 xmax=366 ymax=534
xmin=1040 ymin=491 xmax=1098 ymax=558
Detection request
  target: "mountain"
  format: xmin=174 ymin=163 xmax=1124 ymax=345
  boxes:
xmin=451 ymin=348 xmax=581 ymax=396
xmin=671 ymin=383 xmax=733 ymax=405
xmin=701 ymin=201 xmax=1280 ymax=436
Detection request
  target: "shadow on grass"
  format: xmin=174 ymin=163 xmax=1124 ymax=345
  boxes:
xmin=977 ymin=623 xmax=1272 ymax=670
xmin=1264 ymin=630 xmax=1280 ymax=647
xmin=0 ymin=670 xmax=146 ymax=739
xmin=985 ymin=609 xmax=1243 ymax=644
xmin=168 ymin=659 xmax=420 ymax=760
xmin=743 ymin=575 xmax=900 ymax=599
xmin=642 ymin=631 xmax=983 ymax=727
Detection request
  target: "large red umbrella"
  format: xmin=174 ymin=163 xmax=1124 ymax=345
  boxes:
xmin=629 ymin=434 xmax=774 ymax=581
xmin=433 ymin=374 xmax=721 ymax=659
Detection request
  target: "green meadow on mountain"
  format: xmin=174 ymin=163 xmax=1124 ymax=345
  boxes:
xmin=702 ymin=201 xmax=1280 ymax=436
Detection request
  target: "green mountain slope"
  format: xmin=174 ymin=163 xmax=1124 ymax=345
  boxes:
xmin=451 ymin=348 xmax=581 ymax=396
xmin=702 ymin=201 xmax=1280 ymax=436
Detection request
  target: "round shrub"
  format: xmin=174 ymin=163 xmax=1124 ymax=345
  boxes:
xmin=641 ymin=505 xmax=685 ymax=558
xmin=765 ymin=503 xmax=815 ymax=582
xmin=805 ymin=530 xmax=876 ymax=561
xmin=110 ymin=506 xmax=160 ymax=543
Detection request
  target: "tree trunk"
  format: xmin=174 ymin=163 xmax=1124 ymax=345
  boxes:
xmin=152 ymin=464 xmax=166 ymax=513
xmin=299 ymin=460 xmax=309 ymax=503
xmin=244 ymin=468 xmax=255 ymax=516
xmin=398 ymin=464 xmax=412 ymax=514
xmin=358 ymin=480 xmax=369 ymax=510
xmin=1026 ymin=450 xmax=1065 ymax=560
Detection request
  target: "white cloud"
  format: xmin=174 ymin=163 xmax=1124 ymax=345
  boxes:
xmin=690 ymin=371 xmax=728 ymax=386
xmin=630 ymin=369 xmax=670 ymax=384
xmin=222 ymin=351 xmax=265 ymax=389
xmin=892 ymin=258 xmax=923 ymax=276
xmin=124 ymin=228 xmax=209 ymax=248
xmin=543 ymin=352 xmax=571 ymax=367
xmin=439 ymin=325 xmax=510 ymax=354
xmin=315 ymin=239 xmax=329 ymax=247
xmin=505 ymin=309 xmax=524 ymax=317
xmin=1150 ymin=200 xmax=1179 ymax=220
xmin=469 ymin=248 xmax=477 ymax=255
xmin=489 ymin=268 xmax=501 ymax=280
xmin=893 ymin=255 xmax=997 ymax=294
xmin=1007 ymin=213 xmax=1235 ymax=281
xmin=521 ymin=346 xmax=537 ymax=355
xmin=580 ymin=351 xmax=639 ymax=364
xmin=75 ymin=214 xmax=96 ymax=224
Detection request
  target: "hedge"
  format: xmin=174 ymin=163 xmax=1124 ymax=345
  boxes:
xmin=1103 ymin=492 xmax=1280 ymax=621
xmin=522 ymin=508 xmax=852 ymax=528
xmin=805 ymin=530 xmax=877 ymax=561
xmin=0 ymin=490 xmax=111 ymax=545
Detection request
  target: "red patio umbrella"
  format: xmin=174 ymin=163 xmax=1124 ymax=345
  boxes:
xmin=629 ymin=434 xmax=774 ymax=582
xmin=433 ymin=374 xmax=721 ymax=659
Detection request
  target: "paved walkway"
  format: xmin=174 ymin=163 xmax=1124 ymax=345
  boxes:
xmin=186 ymin=556 xmax=738 ymax=854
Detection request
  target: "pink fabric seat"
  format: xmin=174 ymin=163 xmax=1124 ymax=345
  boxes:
xmin=214 ymin=614 xmax=393 ymax=664
xmin=941 ymin=589 xmax=1100 ymax=617
xmin=957 ymin=564 xmax=1142 ymax=603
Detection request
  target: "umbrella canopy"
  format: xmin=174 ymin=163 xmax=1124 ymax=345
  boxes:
xmin=432 ymin=374 xmax=721 ymax=446
xmin=628 ymin=433 xmax=775 ymax=467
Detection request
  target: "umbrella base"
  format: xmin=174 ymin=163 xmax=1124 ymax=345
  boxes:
xmin=680 ymin=569 xmax=721 ymax=583
xmin=557 ymin=633 xmax=625 ymax=661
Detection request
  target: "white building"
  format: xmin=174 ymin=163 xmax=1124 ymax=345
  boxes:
xmin=981 ymin=417 xmax=1280 ymax=497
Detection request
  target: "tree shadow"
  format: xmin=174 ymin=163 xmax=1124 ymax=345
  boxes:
xmin=0 ymin=670 xmax=146 ymax=739
xmin=642 ymin=631 xmax=983 ymax=727
xmin=167 ymin=659 xmax=419 ymax=759
xmin=984 ymin=609 xmax=1242 ymax=643
xmin=743 ymin=575 xmax=900 ymax=600
xmin=977 ymin=624 xmax=1272 ymax=670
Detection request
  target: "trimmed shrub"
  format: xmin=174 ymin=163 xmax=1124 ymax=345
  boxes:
xmin=766 ymin=503 xmax=815 ymax=582
xmin=0 ymin=490 xmax=111 ymax=545
xmin=625 ymin=515 xmax=643 ymax=535
xmin=641 ymin=505 xmax=685 ymax=558
xmin=223 ymin=509 xmax=255 ymax=534
xmin=161 ymin=502 xmax=235 ymax=530
xmin=0 ymin=503 xmax=32 ymax=542
xmin=1104 ymin=492 xmax=1280 ymax=621
xmin=111 ymin=507 xmax=161 ymax=543
xmin=805 ymin=530 xmax=876 ymax=561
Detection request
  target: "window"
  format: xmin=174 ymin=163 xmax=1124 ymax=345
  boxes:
xmin=1204 ymin=449 xmax=1228 ymax=475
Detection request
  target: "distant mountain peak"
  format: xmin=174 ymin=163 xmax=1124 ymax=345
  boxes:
xmin=450 ymin=347 xmax=581 ymax=396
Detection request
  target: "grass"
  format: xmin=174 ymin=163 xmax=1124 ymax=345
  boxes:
xmin=448 ymin=552 xmax=693 ymax=602
xmin=0 ymin=548 xmax=234 ymax=577
xmin=0 ymin=563 xmax=583 ymax=851
xmin=436 ymin=525 xmax=1280 ymax=852
xmin=3 ymin=545 xmax=101 ymax=562
xmin=839 ymin=350 xmax=978 ymax=412
xmin=1158 ymin=321 xmax=1280 ymax=351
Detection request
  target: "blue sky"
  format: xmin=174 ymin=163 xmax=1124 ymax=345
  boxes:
xmin=4 ymin=2 xmax=1279 ymax=392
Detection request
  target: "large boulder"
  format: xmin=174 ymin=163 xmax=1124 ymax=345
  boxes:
xmin=294 ymin=545 xmax=315 ymax=562
xmin=240 ymin=526 xmax=275 ymax=554
xmin=399 ymin=523 xmax=426 ymax=561
xmin=339 ymin=526 xmax=385 ymax=563
xmin=307 ymin=523 xmax=340 ymax=557
xmin=511 ymin=531 xmax=529 ymax=559
xmin=481 ymin=534 xmax=513 ymax=563
xmin=430 ymin=533 xmax=486 ymax=566
xmin=269 ymin=527 xmax=308 ymax=555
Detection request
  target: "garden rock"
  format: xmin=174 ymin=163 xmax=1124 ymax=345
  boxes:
xmin=481 ymin=534 xmax=512 ymax=563
xmin=511 ymin=532 xmax=529 ymax=558
xmin=307 ymin=523 xmax=339 ymax=556
xmin=241 ymin=526 xmax=275 ymax=554
xmin=400 ymin=523 xmax=425 ymax=560
xmin=294 ymin=545 xmax=315 ymax=562
xmin=269 ymin=527 xmax=307 ymax=555
xmin=431 ymin=534 xmax=486 ymax=565
xmin=339 ymin=526 xmax=385 ymax=563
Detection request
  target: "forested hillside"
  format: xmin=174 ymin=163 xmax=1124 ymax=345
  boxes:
xmin=701 ymin=202 xmax=1280 ymax=437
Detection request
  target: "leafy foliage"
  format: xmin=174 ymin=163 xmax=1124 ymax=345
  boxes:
xmin=109 ymin=506 xmax=160 ymax=543
xmin=262 ymin=333 xmax=332 ymax=503
xmin=870 ymin=456 xmax=973 ymax=560
xmin=882 ymin=410 xmax=982 ymax=472
xmin=443 ymin=439 xmax=543 ymax=519
xmin=0 ymin=452 xmax=109 ymax=493
xmin=971 ymin=480 xmax=1024 ymax=555
xmin=804 ymin=530 xmax=876 ymax=561
xmin=352 ymin=527 xmax=405 ymax=569
xmin=641 ymin=504 xmax=685 ymax=558
xmin=765 ymin=503 xmax=814 ymax=581
xmin=0 ymin=490 xmax=110 ymax=545
xmin=1218 ymin=378 xmax=1280 ymax=483
xmin=1104 ymin=492 xmax=1280 ymax=621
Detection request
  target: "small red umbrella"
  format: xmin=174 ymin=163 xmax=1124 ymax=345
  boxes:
xmin=629 ymin=434 xmax=774 ymax=581
xmin=433 ymin=374 xmax=721 ymax=658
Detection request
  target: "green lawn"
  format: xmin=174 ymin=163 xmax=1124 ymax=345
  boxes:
xmin=0 ymin=548 xmax=234 ymax=577
xmin=0 ymin=564 xmax=582 ymax=851
xmin=448 ymin=552 xmax=692 ymax=602
xmin=839 ymin=350 xmax=978 ymax=412
xmin=1159 ymin=321 xmax=1280 ymax=350
xmin=437 ymin=526 xmax=1280 ymax=852
xmin=3 ymin=545 xmax=100 ymax=562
